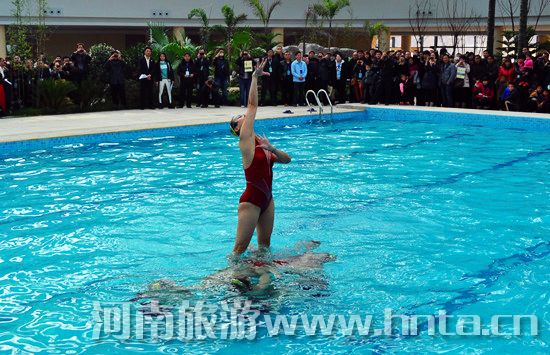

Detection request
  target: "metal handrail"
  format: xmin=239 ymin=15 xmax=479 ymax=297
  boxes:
xmin=317 ymin=89 xmax=333 ymax=117
xmin=305 ymin=90 xmax=323 ymax=115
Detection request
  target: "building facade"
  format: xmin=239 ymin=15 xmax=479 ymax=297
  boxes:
xmin=1 ymin=0 xmax=550 ymax=57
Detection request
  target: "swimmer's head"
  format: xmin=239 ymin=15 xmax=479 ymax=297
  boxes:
xmin=229 ymin=114 xmax=245 ymax=137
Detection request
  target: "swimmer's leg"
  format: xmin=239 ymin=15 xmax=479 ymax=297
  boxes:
xmin=256 ymin=199 xmax=274 ymax=250
xmin=234 ymin=202 xmax=261 ymax=254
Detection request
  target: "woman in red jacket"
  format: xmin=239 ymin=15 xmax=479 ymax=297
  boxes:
xmin=497 ymin=57 xmax=516 ymax=100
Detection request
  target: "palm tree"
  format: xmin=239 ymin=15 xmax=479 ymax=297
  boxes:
xmin=212 ymin=5 xmax=248 ymax=62
xmin=188 ymin=8 xmax=212 ymax=46
xmin=364 ymin=21 xmax=389 ymax=50
xmin=244 ymin=0 xmax=283 ymax=28
xmin=312 ymin=0 xmax=351 ymax=48
xmin=487 ymin=0 xmax=496 ymax=53
xmin=518 ymin=0 xmax=529 ymax=50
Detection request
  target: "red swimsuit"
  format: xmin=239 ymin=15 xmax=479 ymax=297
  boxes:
xmin=239 ymin=138 xmax=277 ymax=214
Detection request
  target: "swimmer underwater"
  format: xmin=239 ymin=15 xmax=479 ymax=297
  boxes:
xmin=132 ymin=241 xmax=336 ymax=304
xmin=229 ymin=58 xmax=291 ymax=255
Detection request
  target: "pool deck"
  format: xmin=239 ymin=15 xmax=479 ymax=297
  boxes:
xmin=0 ymin=106 xmax=360 ymax=143
xmin=0 ymin=104 xmax=548 ymax=143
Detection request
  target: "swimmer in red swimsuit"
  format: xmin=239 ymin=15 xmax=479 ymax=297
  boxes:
xmin=229 ymin=59 xmax=292 ymax=254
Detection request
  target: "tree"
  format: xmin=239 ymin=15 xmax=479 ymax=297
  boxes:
xmin=312 ymin=0 xmax=350 ymax=48
xmin=436 ymin=0 xmax=480 ymax=55
xmin=364 ymin=21 xmax=389 ymax=50
xmin=408 ymin=0 xmax=433 ymax=52
xmin=188 ymin=8 xmax=212 ymax=46
xmin=212 ymin=5 xmax=248 ymax=58
xmin=518 ymin=0 xmax=529 ymax=49
xmin=34 ymin=0 xmax=49 ymax=57
xmin=487 ymin=0 xmax=496 ymax=53
xmin=244 ymin=0 xmax=282 ymax=28
xmin=498 ymin=0 xmax=549 ymax=55
xmin=7 ymin=0 xmax=32 ymax=59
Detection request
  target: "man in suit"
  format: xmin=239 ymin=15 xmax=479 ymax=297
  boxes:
xmin=260 ymin=49 xmax=279 ymax=106
xmin=195 ymin=49 xmax=210 ymax=107
xmin=138 ymin=47 xmax=155 ymax=109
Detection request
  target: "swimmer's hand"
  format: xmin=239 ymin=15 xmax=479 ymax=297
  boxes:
xmin=257 ymin=134 xmax=275 ymax=152
xmin=254 ymin=59 xmax=267 ymax=78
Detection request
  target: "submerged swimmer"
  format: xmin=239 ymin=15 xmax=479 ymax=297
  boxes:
xmin=132 ymin=241 xmax=335 ymax=303
xmin=229 ymin=58 xmax=292 ymax=254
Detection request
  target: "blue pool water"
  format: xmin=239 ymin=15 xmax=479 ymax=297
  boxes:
xmin=0 ymin=110 xmax=549 ymax=353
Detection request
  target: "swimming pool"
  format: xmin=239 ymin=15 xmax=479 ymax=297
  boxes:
xmin=0 ymin=108 xmax=549 ymax=353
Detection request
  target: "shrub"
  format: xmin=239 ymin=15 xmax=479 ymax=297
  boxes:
xmin=73 ymin=79 xmax=108 ymax=112
xmin=89 ymin=43 xmax=116 ymax=82
xmin=37 ymin=79 xmax=77 ymax=114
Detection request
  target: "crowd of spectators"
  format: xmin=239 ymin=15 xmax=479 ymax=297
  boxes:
xmin=1 ymin=42 xmax=550 ymax=116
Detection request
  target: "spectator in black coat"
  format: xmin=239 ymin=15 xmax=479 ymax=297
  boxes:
xmin=70 ymin=43 xmax=91 ymax=83
xmin=306 ymin=51 xmax=320 ymax=93
xmin=212 ymin=49 xmax=230 ymax=105
xmin=105 ymin=51 xmax=127 ymax=108
xmin=280 ymin=51 xmax=294 ymax=106
xmin=138 ymin=47 xmax=155 ymax=109
xmin=177 ymin=53 xmax=196 ymax=108
xmin=199 ymin=77 xmax=221 ymax=108
xmin=195 ymin=49 xmax=210 ymax=106
xmin=260 ymin=49 xmax=279 ymax=106
xmin=331 ymin=53 xmax=349 ymax=104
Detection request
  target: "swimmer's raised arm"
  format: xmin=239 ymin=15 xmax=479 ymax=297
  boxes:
xmin=240 ymin=59 xmax=267 ymax=140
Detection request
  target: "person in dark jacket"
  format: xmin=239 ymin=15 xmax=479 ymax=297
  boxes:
xmin=362 ymin=63 xmax=377 ymax=104
xmin=318 ymin=52 xmax=331 ymax=94
xmin=260 ymin=49 xmax=279 ymax=106
xmin=280 ymin=51 xmax=294 ymax=106
xmin=376 ymin=53 xmax=397 ymax=105
xmin=212 ymin=49 xmax=230 ymax=105
xmin=332 ymin=53 xmax=348 ymax=104
xmin=306 ymin=51 xmax=320 ymax=94
xmin=138 ymin=47 xmax=155 ymax=109
xmin=421 ymin=57 xmax=439 ymax=106
xmin=177 ymin=52 xmax=196 ymax=108
xmin=104 ymin=51 xmax=127 ymax=108
xmin=469 ymin=55 xmax=485 ymax=82
xmin=70 ymin=43 xmax=91 ymax=83
xmin=154 ymin=52 xmax=175 ymax=108
xmin=195 ymin=49 xmax=210 ymax=106
xmin=199 ymin=77 xmax=221 ymax=108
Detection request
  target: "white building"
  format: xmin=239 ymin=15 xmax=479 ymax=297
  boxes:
xmin=1 ymin=0 xmax=549 ymax=57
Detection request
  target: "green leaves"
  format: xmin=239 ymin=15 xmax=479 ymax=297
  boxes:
xmin=243 ymin=0 xmax=282 ymax=27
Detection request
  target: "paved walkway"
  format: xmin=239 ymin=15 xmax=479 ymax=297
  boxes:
xmin=0 ymin=106 xmax=360 ymax=142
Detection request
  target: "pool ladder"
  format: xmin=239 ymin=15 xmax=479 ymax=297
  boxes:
xmin=306 ymin=89 xmax=333 ymax=119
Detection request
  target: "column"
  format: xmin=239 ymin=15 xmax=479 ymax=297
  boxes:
xmin=0 ymin=26 xmax=6 ymax=58
xmin=272 ymin=27 xmax=284 ymax=46
xmin=401 ymin=35 xmax=411 ymax=51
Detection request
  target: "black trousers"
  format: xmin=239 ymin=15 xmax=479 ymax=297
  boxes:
xmin=110 ymin=83 xmax=126 ymax=106
xmin=139 ymin=79 xmax=154 ymax=109
xmin=179 ymin=79 xmax=194 ymax=108
xmin=199 ymin=87 xmax=221 ymax=107
xmin=281 ymin=79 xmax=293 ymax=105
xmin=261 ymin=77 xmax=277 ymax=105
xmin=293 ymin=82 xmax=305 ymax=106
xmin=333 ymin=79 xmax=346 ymax=104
